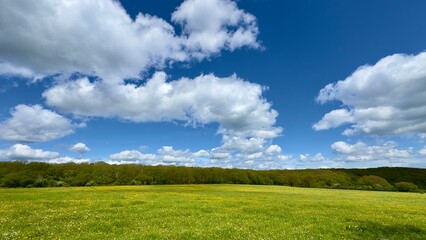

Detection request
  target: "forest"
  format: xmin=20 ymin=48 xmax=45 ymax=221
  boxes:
xmin=0 ymin=161 xmax=424 ymax=192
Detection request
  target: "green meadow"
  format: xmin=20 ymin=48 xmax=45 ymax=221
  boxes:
xmin=1 ymin=185 xmax=425 ymax=239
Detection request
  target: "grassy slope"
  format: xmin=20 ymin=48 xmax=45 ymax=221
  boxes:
xmin=1 ymin=185 xmax=425 ymax=239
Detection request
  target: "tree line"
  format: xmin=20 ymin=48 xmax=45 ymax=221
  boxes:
xmin=0 ymin=161 xmax=424 ymax=192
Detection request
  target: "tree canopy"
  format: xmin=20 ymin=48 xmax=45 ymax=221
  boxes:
xmin=0 ymin=162 xmax=424 ymax=192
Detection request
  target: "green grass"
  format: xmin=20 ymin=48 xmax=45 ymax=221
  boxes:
xmin=0 ymin=185 xmax=425 ymax=239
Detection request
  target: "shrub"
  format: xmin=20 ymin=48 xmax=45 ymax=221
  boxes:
xmin=55 ymin=181 xmax=66 ymax=187
xmin=130 ymin=180 xmax=141 ymax=185
xmin=85 ymin=180 xmax=98 ymax=186
xmin=356 ymin=175 xmax=393 ymax=191
xmin=395 ymin=182 xmax=418 ymax=192
xmin=1 ymin=172 xmax=34 ymax=188
xmin=2 ymin=175 xmax=22 ymax=188
xmin=33 ymin=176 xmax=49 ymax=187
xmin=135 ymin=173 xmax=153 ymax=185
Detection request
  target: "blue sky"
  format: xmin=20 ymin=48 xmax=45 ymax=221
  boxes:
xmin=1 ymin=0 xmax=426 ymax=169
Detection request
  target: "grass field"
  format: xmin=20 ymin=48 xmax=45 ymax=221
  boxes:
xmin=0 ymin=185 xmax=425 ymax=239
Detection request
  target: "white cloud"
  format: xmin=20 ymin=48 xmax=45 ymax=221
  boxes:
xmin=172 ymin=0 xmax=259 ymax=59
xmin=313 ymin=109 xmax=353 ymax=131
xmin=419 ymin=147 xmax=426 ymax=156
xmin=108 ymin=142 xmax=290 ymax=169
xmin=298 ymin=153 xmax=325 ymax=162
xmin=69 ymin=142 xmax=90 ymax=154
xmin=43 ymin=71 xmax=283 ymax=167
xmin=46 ymin=156 xmax=89 ymax=164
xmin=157 ymin=146 xmax=196 ymax=165
xmin=43 ymin=72 xmax=282 ymax=154
xmin=0 ymin=0 xmax=283 ymax=168
xmin=0 ymin=105 xmax=78 ymax=142
xmin=299 ymin=154 xmax=308 ymax=161
xmin=315 ymin=52 xmax=426 ymax=136
xmin=265 ymin=145 xmax=282 ymax=155
xmin=44 ymin=73 xmax=279 ymax=133
xmin=193 ymin=150 xmax=209 ymax=157
xmin=331 ymin=141 xmax=412 ymax=162
xmin=331 ymin=141 xmax=361 ymax=154
xmin=220 ymin=136 xmax=267 ymax=154
xmin=0 ymin=144 xmax=91 ymax=163
xmin=277 ymin=155 xmax=292 ymax=161
xmin=207 ymin=134 xmax=289 ymax=167
xmin=109 ymin=146 xmax=197 ymax=166
xmin=0 ymin=144 xmax=59 ymax=161
xmin=109 ymin=150 xmax=156 ymax=162
xmin=1 ymin=0 xmax=172 ymax=80
xmin=0 ymin=63 xmax=41 ymax=80
xmin=313 ymin=153 xmax=326 ymax=161
xmin=0 ymin=0 xmax=258 ymax=81
xmin=209 ymin=147 xmax=232 ymax=160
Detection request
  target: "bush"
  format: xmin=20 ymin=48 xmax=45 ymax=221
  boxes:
xmin=135 ymin=173 xmax=153 ymax=185
xmin=1 ymin=172 xmax=34 ymax=188
xmin=85 ymin=180 xmax=98 ymax=186
xmin=356 ymin=175 xmax=393 ymax=191
xmin=54 ymin=181 xmax=66 ymax=187
xmin=130 ymin=180 xmax=141 ymax=185
xmin=33 ymin=176 xmax=49 ymax=187
xmin=395 ymin=182 xmax=418 ymax=192
xmin=2 ymin=175 xmax=22 ymax=188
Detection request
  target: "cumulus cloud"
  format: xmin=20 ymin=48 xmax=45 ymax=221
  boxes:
xmin=209 ymin=147 xmax=232 ymax=161
xmin=193 ymin=149 xmax=209 ymax=157
xmin=108 ymin=143 xmax=291 ymax=169
xmin=313 ymin=153 xmax=326 ymax=162
xmin=0 ymin=144 xmax=91 ymax=163
xmin=172 ymin=0 xmax=259 ymax=59
xmin=313 ymin=109 xmax=354 ymax=131
xmin=46 ymin=156 xmax=90 ymax=164
xmin=110 ymin=150 xmax=156 ymax=162
xmin=0 ymin=0 xmax=281 ymax=167
xmin=0 ymin=144 xmax=59 ymax=161
xmin=157 ymin=146 xmax=196 ymax=165
xmin=315 ymin=52 xmax=426 ymax=136
xmin=43 ymin=73 xmax=278 ymax=132
xmin=0 ymin=104 xmax=79 ymax=142
xmin=69 ymin=142 xmax=90 ymax=154
xmin=298 ymin=153 xmax=325 ymax=162
xmin=1 ymin=0 xmax=169 ymax=80
xmin=0 ymin=0 xmax=258 ymax=81
xmin=109 ymin=146 xmax=197 ymax=166
xmin=211 ymin=139 xmax=290 ymax=168
xmin=220 ymin=136 xmax=268 ymax=154
xmin=331 ymin=141 xmax=412 ymax=162
xmin=44 ymin=72 xmax=282 ymax=154
xmin=265 ymin=145 xmax=282 ymax=155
